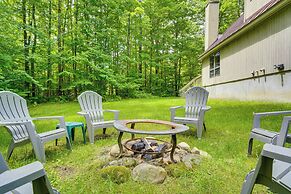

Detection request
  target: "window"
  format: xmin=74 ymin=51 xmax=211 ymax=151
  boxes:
xmin=209 ymin=51 xmax=220 ymax=78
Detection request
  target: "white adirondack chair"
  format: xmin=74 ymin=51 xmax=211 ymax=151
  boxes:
xmin=241 ymin=116 xmax=291 ymax=194
xmin=0 ymin=153 xmax=59 ymax=194
xmin=0 ymin=91 xmax=71 ymax=163
xmin=77 ymin=91 xmax=119 ymax=144
xmin=170 ymin=87 xmax=211 ymax=139
xmin=248 ymin=110 xmax=291 ymax=155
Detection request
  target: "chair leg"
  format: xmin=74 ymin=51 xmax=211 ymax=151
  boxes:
xmin=197 ymin=122 xmax=203 ymax=139
xmin=31 ymin=137 xmax=46 ymax=163
xmin=248 ymin=138 xmax=253 ymax=156
xmin=66 ymin=135 xmax=72 ymax=150
xmin=88 ymin=126 xmax=94 ymax=144
xmin=103 ymin=128 xmax=106 ymax=135
xmin=203 ymin=122 xmax=207 ymax=131
xmin=81 ymin=126 xmax=86 ymax=144
xmin=71 ymin=128 xmax=75 ymax=141
xmin=241 ymin=170 xmax=255 ymax=194
xmin=32 ymin=175 xmax=54 ymax=194
xmin=6 ymin=140 xmax=15 ymax=160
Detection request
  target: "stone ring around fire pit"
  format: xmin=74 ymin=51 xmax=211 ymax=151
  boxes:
xmin=114 ymin=119 xmax=189 ymax=163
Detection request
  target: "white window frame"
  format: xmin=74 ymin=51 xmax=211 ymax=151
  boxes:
xmin=209 ymin=51 xmax=220 ymax=78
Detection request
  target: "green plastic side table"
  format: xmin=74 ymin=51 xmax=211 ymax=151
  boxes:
xmin=56 ymin=122 xmax=86 ymax=144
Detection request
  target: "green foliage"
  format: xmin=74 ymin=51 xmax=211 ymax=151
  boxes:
xmin=0 ymin=0 xmax=210 ymax=100
xmin=219 ymin=0 xmax=244 ymax=33
xmin=99 ymin=166 xmax=131 ymax=184
xmin=0 ymin=0 xmax=242 ymax=101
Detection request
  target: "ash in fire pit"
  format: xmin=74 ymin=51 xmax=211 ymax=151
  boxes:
xmin=125 ymin=138 xmax=171 ymax=161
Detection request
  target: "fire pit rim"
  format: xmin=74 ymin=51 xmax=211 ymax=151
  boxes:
xmin=114 ymin=119 xmax=189 ymax=135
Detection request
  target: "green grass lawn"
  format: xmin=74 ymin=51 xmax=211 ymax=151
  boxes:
xmin=1 ymin=98 xmax=290 ymax=193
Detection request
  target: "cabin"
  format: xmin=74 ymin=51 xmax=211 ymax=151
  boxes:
xmin=200 ymin=0 xmax=291 ymax=102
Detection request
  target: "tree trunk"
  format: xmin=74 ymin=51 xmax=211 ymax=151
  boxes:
xmin=47 ymin=0 xmax=52 ymax=98
xmin=57 ymin=0 xmax=63 ymax=96
xmin=22 ymin=0 xmax=30 ymax=94
xmin=31 ymin=4 xmax=36 ymax=97
xmin=126 ymin=13 xmax=131 ymax=75
xmin=73 ymin=0 xmax=78 ymax=98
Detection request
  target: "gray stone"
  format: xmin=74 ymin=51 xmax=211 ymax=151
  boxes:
xmin=110 ymin=144 xmax=121 ymax=157
xmin=99 ymin=154 xmax=114 ymax=166
xmin=175 ymin=148 xmax=189 ymax=156
xmin=132 ymin=163 xmax=167 ymax=184
xmin=162 ymin=154 xmax=181 ymax=165
xmin=191 ymin=147 xmax=200 ymax=154
xmin=177 ymin=142 xmax=191 ymax=152
xmin=182 ymin=154 xmax=202 ymax=168
xmin=108 ymin=157 xmax=137 ymax=168
xmin=110 ymin=144 xmax=131 ymax=157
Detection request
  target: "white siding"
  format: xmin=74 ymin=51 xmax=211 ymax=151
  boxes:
xmin=202 ymin=5 xmax=291 ymax=86
xmin=201 ymin=5 xmax=291 ymax=102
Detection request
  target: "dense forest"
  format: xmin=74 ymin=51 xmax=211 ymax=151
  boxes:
xmin=0 ymin=0 xmax=243 ymax=102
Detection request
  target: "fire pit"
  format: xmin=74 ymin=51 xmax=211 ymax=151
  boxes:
xmin=114 ymin=119 xmax=189 ymax=163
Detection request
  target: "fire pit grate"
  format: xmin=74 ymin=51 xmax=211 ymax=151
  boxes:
xmin=124 ymin=137 xmax=172 ymax=155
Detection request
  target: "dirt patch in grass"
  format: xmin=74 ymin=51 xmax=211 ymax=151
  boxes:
xmin=94 ymin=134 xmax=113 ymax=140
xmin=54 ymin=165 xmax=75 ymax=179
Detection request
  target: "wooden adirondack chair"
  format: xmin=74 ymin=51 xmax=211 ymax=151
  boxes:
xmin=248 ymin=110 xmax=291 ymax=155
xmin=241 ymin=116 xmax=291 ymax=194
xmin=0 ymin=91 xmax=71 ymax=163
xmin=0 ymin=153 xmax=59 ymax=194
xmin=77 ymin=91 xmax=119 ymax=144
xmin=170 ymin=87 xmax=211 ymax=139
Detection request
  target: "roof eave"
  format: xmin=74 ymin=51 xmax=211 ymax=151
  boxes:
xmin=199 ymin=0 xmax=291 ymax=61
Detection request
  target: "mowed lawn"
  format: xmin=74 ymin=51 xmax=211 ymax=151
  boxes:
xmin=1 ymin=98 xmax=290 ymax=193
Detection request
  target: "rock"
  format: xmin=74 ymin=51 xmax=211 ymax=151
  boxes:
xmin=199 ymin=150 xmax=212 ymax=159
xmin=124 ymin=150 xmax=134 ymax=157
xmin=110 ymin=144 xmax=121 ymax=157
xmin=100 ymin=166 xmax=131 ymax=184
xmin=163 ymin=154 xmax=181 ymax=164
xmin=110 ymin=144 xmax=130 ymax=157
xmin=182 ymin=154 xmax=202 ymax=168
xmin=177 ymin=142 xmax=191 ymax=152
xmin=191 ymin=147 xmax=200 ymax=154
xmin=175 ymin=148 xmax=189 ymax=157
xmin=108 ymin=157 xmax=137 ymax=168
xmin=99 ymin=154 xmax=114 ymax=167
xmin=132 ymin=163 xmax=167 ymax=184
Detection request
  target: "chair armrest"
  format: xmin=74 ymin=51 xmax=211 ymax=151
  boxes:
xmin=261 ymin=144 xmax=291 ymax=163
xmin=77 ymin=112 xmax=91 ymax=125
xmin=201 ymin=106 xmax=211 ymax=111
xmin=103 ymin=110 xmax=120 ymax=120
xmin=169 ymin=106 xmax=184 ymax=111
xmin=169 ymin=106 xmax=184 ymax=122
xmin=253 ymin=110 xmax=291 ymax=128
xmin=0 ymin=162 xmax=46 ymax=193
xmin=254 ymin=110 xmax=291 ymax=117
xmin=32 ymin=116 xmax=66 ymax=129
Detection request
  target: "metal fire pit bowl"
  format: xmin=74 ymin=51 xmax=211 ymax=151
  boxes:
xmin=114 ymin=119 xmax=189 ymax=163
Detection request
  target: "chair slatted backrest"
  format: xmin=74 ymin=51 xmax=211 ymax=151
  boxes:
xmin=185 ymin=87 xmax=209 ymax=118
xmin=78 ymin=91 xmax=104 ymax=123
xmin=0 ymin=91 xmax=31 ymax=142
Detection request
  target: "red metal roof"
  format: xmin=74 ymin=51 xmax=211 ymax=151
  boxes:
xmin=204 ymin=0 xmax=282 ymax=54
